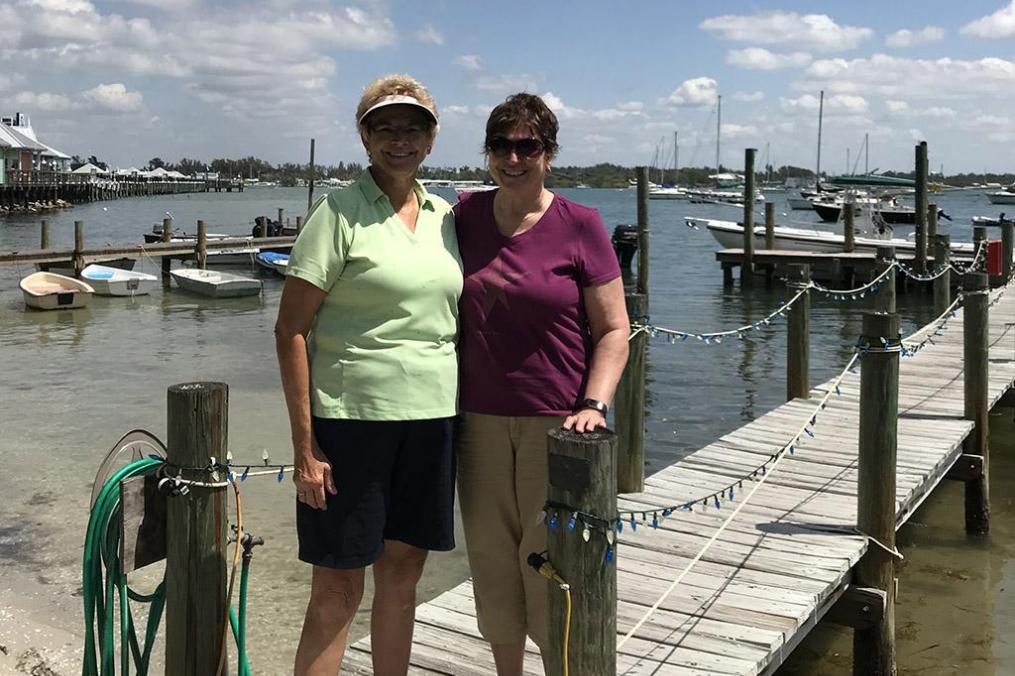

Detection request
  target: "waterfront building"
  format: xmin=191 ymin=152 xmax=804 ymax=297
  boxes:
xmin=0 ymin=112 xmax=72 ymax=184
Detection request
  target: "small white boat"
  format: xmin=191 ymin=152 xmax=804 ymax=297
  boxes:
xmin=171 ymin=268 xmax=262 ymax=298
xmin=689 ymin=217 xmax=975 ymax=257
xmin=988 ymin=191 xmax=1015 ymax=205
xmin=648 ymin=187 xmax=687 ymax=200
xmin=255 ymin=251 xmax=289 ymax=275
xmin=20 ymin=271 xmax=95 ymax=310
xmin=80 ymin=264 xmax=158 ymax=296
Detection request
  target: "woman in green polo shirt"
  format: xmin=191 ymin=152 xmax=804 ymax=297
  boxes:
xmin=275 ymin=74 xmax=463 ymax=675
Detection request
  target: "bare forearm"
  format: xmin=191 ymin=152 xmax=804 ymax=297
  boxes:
xmin=583 ymin=328 xmax=630 ymax=405
xmin=275 ymin=333 xmax=314 ymax=460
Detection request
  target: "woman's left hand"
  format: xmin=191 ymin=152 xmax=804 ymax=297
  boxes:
xmin=563 ymin=409 xmax=607 ymax=433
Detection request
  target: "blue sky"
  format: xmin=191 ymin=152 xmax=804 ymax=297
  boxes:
xmin=3 ymin=0 xmax=1015 ymax=174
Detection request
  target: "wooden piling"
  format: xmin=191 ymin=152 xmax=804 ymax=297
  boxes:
xmin=162 ymin=216 xmax=173 ymax=289
xmin=914 ymin=142 xmax=928 ymax=274
xmin=277 ymin=208 xmax=284 ymax=234
xmin=786 ymin=264 xmax=811 ymax=401
xmin=963 ymin=272 xmax=990 ymax=534
xmin=615 ymin=293 xmax=646 ymax=493
xmin=927 ymin=203 xmax=938 ymax=242
xmin=165 ymin=382 xmax=229 ymax=676
xmin=636 ymin=167 xmax=650 ymax=296
xmin=873 ymin=246 xmax=896 ymax=314
xmin=764 ymin=201 xmax=775 ymax=250
xmin=196 ymin=220 xmax=207 ymax=270
xmin=546 ymin=428 xmax=617 ymax=676
xmin=853 ymin=311 xmax=900 ymax=676
xmin=40 ymin=219 xmax=50 ymax=249
xmin=932 ymin=234 xmax=951 ymax=317
xmin=1002 ymin=220 xmax=1014 ymax=283
xmin=843 ymin=203 xmax=855 ymax=253
xmin=973 ymin=226 xmax=987 ymax=272
xmin=295 ymin=216 xmax=304 ymax=234
xmin=741 ymin=148 xmax=756 ymax=285
xmin=73 ymin=220 xmax=84 ymax=276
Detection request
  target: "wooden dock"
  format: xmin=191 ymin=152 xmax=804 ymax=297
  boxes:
xmin=342 ymin=285 xmax=1015 ymax=675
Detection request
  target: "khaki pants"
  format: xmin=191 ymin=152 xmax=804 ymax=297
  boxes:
xmin=456 ymin=412 xmax=566 ymax=649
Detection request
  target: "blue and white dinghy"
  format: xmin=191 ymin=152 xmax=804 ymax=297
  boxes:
xmin=80 ymin=264 xmax=158 ymax=296
xmin=254 ymin=251 xmax=289 ymax=276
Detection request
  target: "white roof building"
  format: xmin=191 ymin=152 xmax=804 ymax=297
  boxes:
xmin=0 ymin=112 xmax=73 ymax=178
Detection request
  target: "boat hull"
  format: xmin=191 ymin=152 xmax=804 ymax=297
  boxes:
xmin=988 ymin=192 xmax=1015 ymax=205
xmin=171 ymin=269 xmax=262 ymax=298
xmin=80 ymin=264 xmax=158 ymax=296
xmin=20 ymin=272 xmax=95 ymax=310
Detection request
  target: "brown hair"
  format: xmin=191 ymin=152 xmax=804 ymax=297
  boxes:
xmin=356 ymin=74 xmax=438 ymax=130
xmin=484 ymin=93 xmax=559 ymax=160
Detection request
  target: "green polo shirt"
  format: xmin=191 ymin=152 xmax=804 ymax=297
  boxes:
xmin=287 ymin=170 xmax=462 ymax=420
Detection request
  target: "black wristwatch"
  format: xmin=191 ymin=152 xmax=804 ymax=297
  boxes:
xmin=577 ymin=398 xmax=608 ymax=416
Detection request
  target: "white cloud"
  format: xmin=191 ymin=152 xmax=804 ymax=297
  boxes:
xmin=454 ymin=55 xmax=482 ymax=72
xmin=797 ymin=55 xmax=1015 ymax=98
xmin=885 ymin=26 xmax=945 ymax=48
xmin=780 ymin=93 xmax=868 ymax=114
xmin=700 ymin=12 xmax=872 ymax=52
xmin=440 ymin=105 xmax=471 ymax=116
xmin=885 ymin=101 xmax=956 ymax=119
xmin=416 ymin=24 xmax=444 ymax=46
xmin=734 ymin=91 xmax=765 ymax=102
xmin=727 ymin=48 xmax=811 ymax=70
xmin=83 ymin=83 xmax=143 ymax=111
xmin=14 ymin=90 xmax=73 ymax=111
xmin=961 ymin=1 xmax=1015 ymax=39
xmin=661 ymin=77 xmax=718 ymax=108
xmin=475 ymin=74 xmax=539 ymax=93
xmin=886 ymin=100 xmax=910 ymax=114
xmin=617 ymin=101 xmax=644 ymax=112
xmin=721 ymin=123 xmax=758 ymax=138
xmin=539 ymin=92 xmax=644 ymax=124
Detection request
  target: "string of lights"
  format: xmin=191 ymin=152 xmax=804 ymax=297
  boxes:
xmin=949 ymin=241 xmax=987 ymax=275
xmin=160 ymin=449 xmax=295 ymax=489
xmin=809 ymin=262 xmax=897 ymax=300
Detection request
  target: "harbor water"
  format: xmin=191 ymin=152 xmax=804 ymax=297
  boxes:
xmin=0 ymin=187 xmax=1012 ymax=674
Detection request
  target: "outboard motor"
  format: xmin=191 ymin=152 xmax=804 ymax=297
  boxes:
xmin=611 ymin=224 xmax=639 ymax=269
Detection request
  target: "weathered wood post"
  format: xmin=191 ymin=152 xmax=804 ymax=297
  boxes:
xmin=933 ymin=234 xmax=951 ymax=317
xmin=973 ymin=226 xmax=987 ymax=272
xmin=259 ymin=216 xmax=270 ymax=239
xmin=742 ymin=148 xmax=756 ymax=285
xmin=546 ymin=428 xmax=617 ymax=676
xmin=161 ymin=216 xmax=173 ymax=289
xmin=296 ymin=216 xmax=304 ymax=234
xmin=873 ymin=246 xmax=896 ymax=314
xmin=73 ymin=220 xmax=85 ymax=275
xmin=277 ymin=208 xmax=284 ymax=234
xmin=1001 ymin=220 xmax=1014 ymax=283
xmin=854 ymin=311 xmax=900 ymax=676
xmin=786 ymin=263 xmax=811 ymax=401
xmin=196 ymin=220 xmax=207 ymax=270
xmin=843 ymin=203 xmax=855 ymax=253
xmin=765 ymin=201 xmax=775 ymax=250
xmin=963 ymin=271 xmax=990 ymax=534
xmin=307 ymin=137 xmax=316 ymax=211
xmin=927 ymin=203 xmax=938 ymax=242
xmin=914 ymin=141 xmax=928 ymax=274
xmin=40 ymin=219 xmax=50 ymax=249
xmin=615 ymin=290 xmax=646 ymax=493
xmin=165 ymin=382 xmax=229 ymax=676
xmin=636 ymin=167 xmax=650 ymax=296
xmin=616 ymin=168 xmax=650 ymax=492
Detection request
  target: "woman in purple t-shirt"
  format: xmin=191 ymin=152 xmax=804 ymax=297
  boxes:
xmin=454 ymin=93 xmax=630 ymax=674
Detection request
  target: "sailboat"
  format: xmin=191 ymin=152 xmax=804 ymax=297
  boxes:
xmin=788 ymin=91 xmax=827 ymax=210
xmin=649 ymin=131 xmax=687 ymax=199
xmin=683 ymin=96 xmax=763 ymax=205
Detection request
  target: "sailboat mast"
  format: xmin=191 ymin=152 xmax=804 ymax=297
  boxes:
xmin=816 ymin=90 xmax=824 ymax=185
xmin=715 ymin=95 xmax=722 ymax=179
xmin=865 ymin=132 xmax=869 ymax=175
xmin=673 ymin=130 xmax=679 ymax=185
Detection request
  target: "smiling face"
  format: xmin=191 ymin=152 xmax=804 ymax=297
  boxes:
xmin=486 ymin=124 xmax=549 ymax=193
xmin=360 ymin=104 xmax=435 ymax=181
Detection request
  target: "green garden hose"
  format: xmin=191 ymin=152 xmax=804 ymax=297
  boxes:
xmin=82 ymin=457 xmax=252 ymax=676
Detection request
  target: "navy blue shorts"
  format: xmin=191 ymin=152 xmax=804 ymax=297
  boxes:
xmin=296 ymin=416 xmax=456 ymax=569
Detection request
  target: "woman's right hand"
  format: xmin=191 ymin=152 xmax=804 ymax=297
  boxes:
xmin=293 ymin=445 xmax=338 ymax=510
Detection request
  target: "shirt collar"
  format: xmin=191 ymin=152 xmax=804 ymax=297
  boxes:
xmin=358 ymin=169 xmax=435 ymax=212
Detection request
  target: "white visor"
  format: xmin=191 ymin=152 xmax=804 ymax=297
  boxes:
xmin=358 ymin=94 xmax=438 ymax=126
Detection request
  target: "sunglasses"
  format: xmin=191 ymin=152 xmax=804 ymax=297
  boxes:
xmin=486 ymin=136 xmax=545 ymax=158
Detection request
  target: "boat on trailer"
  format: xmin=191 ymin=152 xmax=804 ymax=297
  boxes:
xmin=20 ymin=271 xmax=95 ymax=310
xmin=80 ymin=264 xmax=158 ymax=296
xmin=170 ymin=268 xmax=262 ymax=298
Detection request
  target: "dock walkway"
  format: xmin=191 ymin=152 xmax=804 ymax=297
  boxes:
xmin=344 ymin=286 xmax=1015 ymax=675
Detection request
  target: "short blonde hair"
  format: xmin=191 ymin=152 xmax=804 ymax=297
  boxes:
xmin=356 ymin=74 xmax=438 ymax=129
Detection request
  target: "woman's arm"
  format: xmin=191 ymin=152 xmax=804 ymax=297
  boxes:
xmin=275 ymin=276 xmax=334 ymax=509
xmin=564 ymin=276 xmax=630 ymax=432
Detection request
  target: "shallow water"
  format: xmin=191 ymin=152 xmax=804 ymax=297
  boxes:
xmin=0 ymin=186 xmax=1010 ymax=673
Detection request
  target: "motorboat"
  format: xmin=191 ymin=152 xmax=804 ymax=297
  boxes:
xmin=170 ymin=268 xmax=262 ymax=298
xmin=648 ymin=186 xmax=687 ymax=200
xmin=988 ymin=188 xmax=1015 ymax=205
xmin=80 ymin=264 xmax=158 ymax=296
xmin=255 ymin=251 xmax=289 ymax=275
xmin=20 ymin=271 xmax=95 ymax=310
xmin=688 ymin=217 xmax=974 ymax=257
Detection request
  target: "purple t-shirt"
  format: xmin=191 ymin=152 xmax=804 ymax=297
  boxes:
xmin=454 ymin=190 xmax=622 ymax=416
